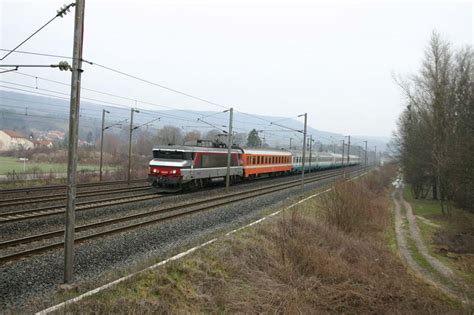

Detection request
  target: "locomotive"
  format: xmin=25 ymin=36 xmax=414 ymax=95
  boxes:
xmin=148 ymin=143 xmax=360 ymax=191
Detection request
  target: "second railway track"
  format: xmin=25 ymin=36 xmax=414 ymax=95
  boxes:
xmin=0 ymin=185 xmax=151 ymax=208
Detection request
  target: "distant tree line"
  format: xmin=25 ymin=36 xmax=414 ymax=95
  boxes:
xmin=394 ymin=32 xmax=474 ymax=213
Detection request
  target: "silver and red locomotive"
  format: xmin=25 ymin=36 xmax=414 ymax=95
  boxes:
xmin=148 ymin=144 xmax=242 ymax=191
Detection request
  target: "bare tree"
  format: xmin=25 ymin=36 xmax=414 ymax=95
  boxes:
xmin=184 ymin=130 xmax=201 ymax=142
xmin=395 ymin=31 xmax=474 ymax=213
xmin=155 ymin=125 xmax=183 ymax=145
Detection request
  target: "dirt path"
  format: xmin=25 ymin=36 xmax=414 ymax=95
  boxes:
xmin=392 ymin=187 xmax=473 ymax=305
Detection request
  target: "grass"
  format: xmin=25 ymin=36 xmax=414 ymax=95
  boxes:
xmin=52 ymin=164 xmax=468 ymax=314
xmin=403 ymin=184 xmax=474 ymax=291
xmin=404 ymin=185 xmax=443 ymax=219
xmin=0 ymin=156 xmax=114 ymax=175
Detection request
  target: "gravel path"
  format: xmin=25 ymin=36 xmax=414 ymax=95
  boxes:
xmin=0 ymin=169 xmax=355 ymax=313
xmin=392 ymin=186 xmax=473 ymax=306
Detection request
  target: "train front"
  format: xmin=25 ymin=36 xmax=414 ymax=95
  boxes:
xmin=148 ymin=147 xmax=193 ymax=192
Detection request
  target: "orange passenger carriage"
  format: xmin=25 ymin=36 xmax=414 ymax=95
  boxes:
xmin=241 ymin=149 xmax=292 ymax=178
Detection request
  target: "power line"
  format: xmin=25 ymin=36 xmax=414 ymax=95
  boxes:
xmin=0 ymin=3 xmax=75 ymax=61
xmin=1 ymin=56 xmax=307 ymax=133
xmin=0 ymin=48 xmax=73 ymax=60
xmin=91 ymin=62 xmax=229 ymax=110
xmin=1 ymin=69 xmax=233 ymax=122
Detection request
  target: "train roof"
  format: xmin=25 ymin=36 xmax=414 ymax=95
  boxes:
xmin=152 ymin=145 xmax=242 ymax=154
xmin=242 ymin=148 xmax=292 ymax=156
xmin=291 ymin=150 xmax=334 ymax=156
xmin=291 ymin=151 xmax=360 ymax=158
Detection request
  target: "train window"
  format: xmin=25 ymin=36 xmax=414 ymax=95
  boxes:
xmin=153 ymin=150 xmax=191 ymax=160
xmin=201 ymin=153 xmax=235 ymax=168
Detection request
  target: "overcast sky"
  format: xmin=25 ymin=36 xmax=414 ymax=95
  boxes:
xmin=0 ymin=0 xmax=472 ymax=138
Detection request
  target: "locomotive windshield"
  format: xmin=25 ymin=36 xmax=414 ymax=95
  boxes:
xmin=153 ymin=150 xmax=194 ymax=160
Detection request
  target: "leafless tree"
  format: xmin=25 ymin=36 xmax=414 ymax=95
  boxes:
xmin=184 ymin=130 xmax=201 ymax=142
xmin=395 ymin=31 xmax=474 ymax=213
xmin=155 ymin=125 xmax=183 ymax=145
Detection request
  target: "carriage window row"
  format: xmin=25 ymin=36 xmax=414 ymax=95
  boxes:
xmin=292 ymin=156 xmax=336 ymax=163
xmin=245 ymin=155 xmax=291 ymax=165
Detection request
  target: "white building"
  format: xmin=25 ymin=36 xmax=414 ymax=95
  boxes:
xmin=0 ymin=130 xmax=35 ymax=151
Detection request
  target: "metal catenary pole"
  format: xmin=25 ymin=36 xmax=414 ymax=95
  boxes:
xmin=99 ymin=109 xmax=109 ymax=182
xmin=64 ymin=0 xmax=85 ymax=284
xmin=289 ymin=137 xmax=292 ymax=150
xmin=363 ymin=140 xmax=368 ymax=169
xmin=308 ymin=135 xmax=313 ymax=173
xmin=128 ymin=108 xmax=139 ymax=185
xmin=341 ymin=139 xmax=345 ymax=169
xmin=300 ymin=113 xmax=307 ymax=188
xmin=346 ymin=135 xmax=351 ymax=167
xmin=358 ymin=146 xmax=362 ymax=169
xmin=225 ymin=107 xmax=233 ymax=193
xmin=374 ymin=145 xmax=377 ymax=166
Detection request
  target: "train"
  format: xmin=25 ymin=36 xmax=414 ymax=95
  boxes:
xmin=148 ymin=144 xmax=360 ymax=191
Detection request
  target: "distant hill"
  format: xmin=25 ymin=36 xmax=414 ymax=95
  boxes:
xmin=0 ymin=90 xmax=389 ymax=151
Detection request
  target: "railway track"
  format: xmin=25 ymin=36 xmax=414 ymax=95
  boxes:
xmin=0 ymin=192 xmax=160 ymax=223
xmin=0 ymin=185 xmax=150 ymax=208
xmin=0 ymin=179 xmax=147 ymax=196
xmin=0 ymin=167 xmax=366 ymax=264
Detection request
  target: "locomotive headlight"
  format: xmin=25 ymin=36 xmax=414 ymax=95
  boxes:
xmin=153 ymin=168 xmax=158 ymax=173
xmin=172 ymin=170 xmax=177 ymax=174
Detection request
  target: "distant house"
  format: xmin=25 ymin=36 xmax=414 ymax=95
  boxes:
xmin=35 ymin=139 xmax=54 ymax=149
xmin=0 ymin=130 xmax=35 ymax=151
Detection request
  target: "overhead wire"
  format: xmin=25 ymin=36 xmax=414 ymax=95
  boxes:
xmin=0 ymin=3 xmax=75 ymax=61
xmin=0 ymin=49 xmax=327 ymax=143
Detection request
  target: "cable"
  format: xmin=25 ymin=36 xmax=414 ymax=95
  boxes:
xmin=0 ymin=48 xmax=72 ymax=60
xmin=1 ymin=69 xmax=230 ymax=121
xmin=91 ymin=62 xmax=229 ymax=110
xmin=0 ymin=3 xmax=75 ymax=61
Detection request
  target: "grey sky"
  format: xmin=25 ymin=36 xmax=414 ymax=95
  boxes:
xmin=1 ymin=0 xmax=472 ymax=138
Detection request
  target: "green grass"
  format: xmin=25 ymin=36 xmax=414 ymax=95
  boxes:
xmin=403 ymin=186 xmax=443 ymax=218
xmin=403 ymin=184 xmax=474 ymax=292
xmin=0 ymin=156 xmax=113 ymax=175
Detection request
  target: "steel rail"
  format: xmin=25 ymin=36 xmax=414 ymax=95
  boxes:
xmin=0 ymin=193 xmax=160 ymax=223
xmin=0 ymin=178 xmax=146 ymax=195
xmin=0 ymin=168 xmax=366 ymax=263
xmin=0 ymin=185 xmax=150 ymax=207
